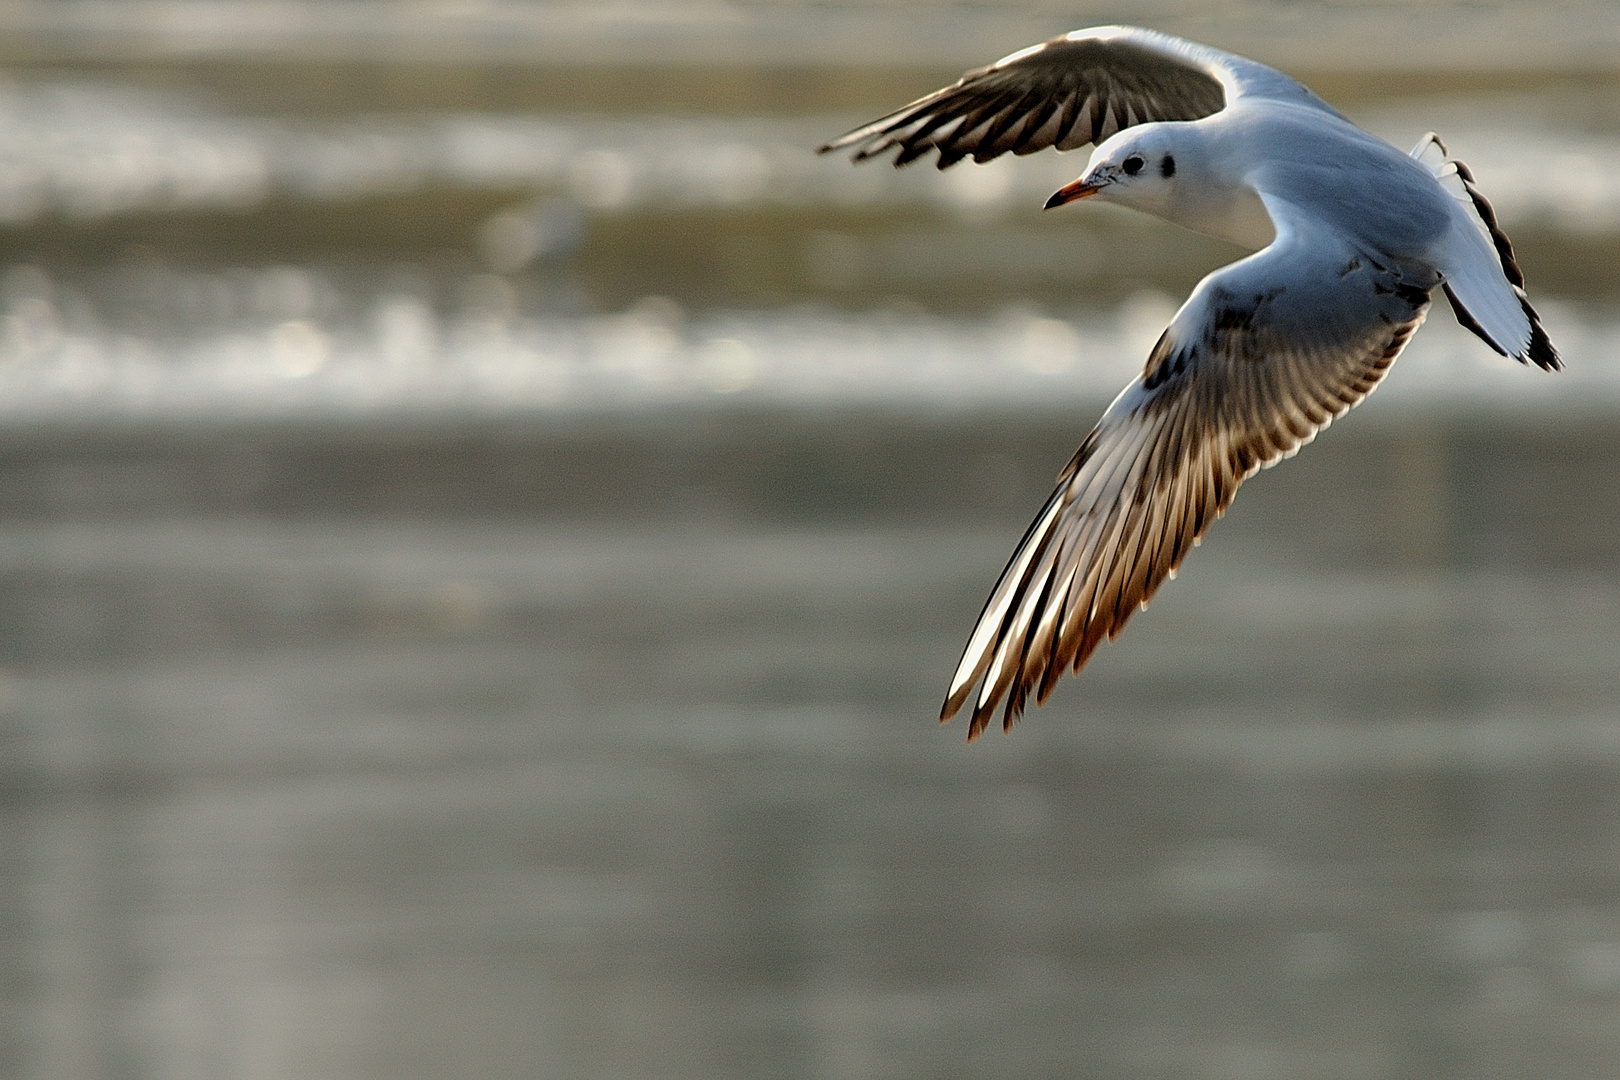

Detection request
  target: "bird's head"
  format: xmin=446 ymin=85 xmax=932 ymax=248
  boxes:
xmin=1046 ymin=127 xmax=1184 ymax=212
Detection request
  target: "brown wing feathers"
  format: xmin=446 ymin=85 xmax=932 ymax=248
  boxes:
xmin=945 ymin=305 xmax=1428 ymax=740
xmin=819 ymin=34 xmax=1226 ymax=170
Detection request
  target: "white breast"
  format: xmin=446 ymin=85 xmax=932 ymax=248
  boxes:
xmin=1170 ymin=183 xmax=1277 ymax=251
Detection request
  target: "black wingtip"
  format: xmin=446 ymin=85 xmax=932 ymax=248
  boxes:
xmin=1526 ymin=313 xmax=1562 ymax=372
xmin=1442 ymin=281 xmax=1562 ymax=373
xmin=1512 ymin=287 xmax=1561 ymax=372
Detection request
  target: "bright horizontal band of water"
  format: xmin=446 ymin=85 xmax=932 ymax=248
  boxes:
xmin=0 ymin=289 xmax=1604 ymax=422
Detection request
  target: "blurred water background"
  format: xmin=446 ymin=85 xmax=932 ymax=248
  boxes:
xmin=3 ymin=2 xmax=1620 ymax=1077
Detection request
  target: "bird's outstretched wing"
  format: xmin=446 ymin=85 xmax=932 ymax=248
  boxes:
xmin=1409 ymin=132 xmax=1561 ymax=372
xmin=818 ymin=26 xmax=1332 ymax=170
xmin=942 ymin=208 xmax=1437 ymax=739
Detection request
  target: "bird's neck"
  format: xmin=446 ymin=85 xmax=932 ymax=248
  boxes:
xmin=1165 ymin=182 xmax=1277 ymax=251
xmin=1104 ymin=133 xmax=1277 ymax=251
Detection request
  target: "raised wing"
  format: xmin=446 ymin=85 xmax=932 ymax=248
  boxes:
xmin=942 ymin=212 xmax=1438 ymax=739
xmin=819 ymin=26 xmax=1330 ymax=170
xmin=1409 ymin=133 xmax=1561 ymax=371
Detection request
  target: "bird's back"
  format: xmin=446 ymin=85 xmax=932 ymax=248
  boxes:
xmin=1215 ymin=103 xmax=1454 ymax=265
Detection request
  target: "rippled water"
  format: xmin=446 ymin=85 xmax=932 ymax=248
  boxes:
xmin=11 ymin=412 xmax=1620 ymax=1079
xmin=0 ymin=77 xmax=1615 ymax=422
xmin=2 ymin=6 xmax=1620 ymax=1078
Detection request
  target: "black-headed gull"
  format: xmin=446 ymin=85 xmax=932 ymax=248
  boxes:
xmin=821 ymin=26 xmax=1559 ymax=739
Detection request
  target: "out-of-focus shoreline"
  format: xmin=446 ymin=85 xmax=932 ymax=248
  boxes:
xmin=0 ymin=1 xmax=1615 ymax=76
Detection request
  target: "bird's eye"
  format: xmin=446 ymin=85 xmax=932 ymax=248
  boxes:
xmin=1122 ymin=155 xmax=1145 ymax=175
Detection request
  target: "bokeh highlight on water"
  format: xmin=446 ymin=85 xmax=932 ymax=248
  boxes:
xmin=3 ymin=5 xmax=1620 ymax=1078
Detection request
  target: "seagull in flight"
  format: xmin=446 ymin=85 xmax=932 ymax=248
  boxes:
xmin=820 ymin=26 xmax=1560 ymax=740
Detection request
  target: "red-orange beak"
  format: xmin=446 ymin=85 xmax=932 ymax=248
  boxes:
xmin=1044 ymin=178 xmax=1104 ymax=209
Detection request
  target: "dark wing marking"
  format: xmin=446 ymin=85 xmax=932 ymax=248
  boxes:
xmin=1414 ymin=133 xmax=1560 ymax=371
xmin=1445 ymin=158 xmax=1560 ymax=371
xmin=940 ymin=230 xmax=1436 ymax=739
xmin=818 ymin=30 xmax=1226 ymax=170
